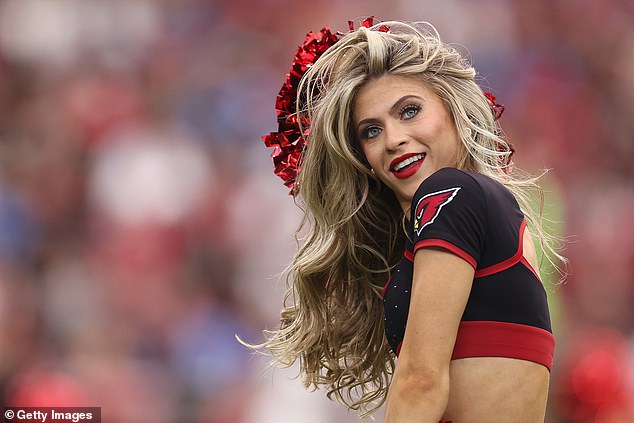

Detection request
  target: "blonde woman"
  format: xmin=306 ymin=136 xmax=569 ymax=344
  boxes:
xmin=257 ymin=19 xmax=565 ymax=423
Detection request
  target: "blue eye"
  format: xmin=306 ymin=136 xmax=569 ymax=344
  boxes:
xmin=362 ymin=126 xmax=382 ymax=139
xmin=400 ymin=104 xmax=421 ymax=120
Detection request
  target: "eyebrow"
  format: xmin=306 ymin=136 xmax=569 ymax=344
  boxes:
xmin=356 ymin=94 xmax=424 ymax=129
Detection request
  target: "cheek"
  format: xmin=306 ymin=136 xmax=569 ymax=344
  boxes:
xmin=447 ymin=137 xmax=467 ymax=168
xmin=453 ymin=143 xmax=467 ymax=165
xmin=360 ymin=143 xmax=379 ymax=168
xmin=438 ymin=121 xmax=462 ymax=158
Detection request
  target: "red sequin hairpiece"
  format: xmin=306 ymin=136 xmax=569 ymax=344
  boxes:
xmin=262 ymin=19 xmax=512 ymax=193
xmin=483 ymin=92 xmax=514 ymax=173
xmin=484 ymin=92 xmax=504 ymax=120
xmin=262 ymin=17 xmax=386 ymax=194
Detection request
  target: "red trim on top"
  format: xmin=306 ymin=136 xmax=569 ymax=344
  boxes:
xmin=404 ymin=249 xmax=414 ymax=262
xmin=452 ymin=320 xmax=555 ymax=371
xmin=381 ymin=277 xmax=391 ymax=298
xmin=413 ymin=239 xmax=477 ymax=269
xmin=474 ymin=219 xmax=528 ymax=278
xmin=392 ymin=320 xmax=554 ymax=371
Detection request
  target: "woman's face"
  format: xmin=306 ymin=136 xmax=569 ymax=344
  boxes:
xmin=353 ymin=74 xmax=463 ymax=212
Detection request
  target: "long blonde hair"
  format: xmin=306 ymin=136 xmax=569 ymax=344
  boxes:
xmin=255 ymin=21 xmax=566 ymax=416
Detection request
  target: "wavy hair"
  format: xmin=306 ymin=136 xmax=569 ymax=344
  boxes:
xmin=253 ymin=21 xmax=567 ymax=416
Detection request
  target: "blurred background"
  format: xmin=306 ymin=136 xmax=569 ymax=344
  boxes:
xmin=0 ymin=0 xmax=632 ymax=422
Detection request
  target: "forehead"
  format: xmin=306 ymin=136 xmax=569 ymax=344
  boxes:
xmin=352 ymin=74 xmax=439 ymax=121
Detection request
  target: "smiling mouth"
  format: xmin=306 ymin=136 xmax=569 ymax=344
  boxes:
xmin=391 ymin=153 xmax=426 ymax=172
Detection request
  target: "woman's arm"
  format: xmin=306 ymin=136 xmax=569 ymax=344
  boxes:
xmin=384 ymin=247 xmax=474 ymax=422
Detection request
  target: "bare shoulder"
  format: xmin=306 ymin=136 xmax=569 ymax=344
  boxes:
xmin=443 ymin=357 xmax=550 ymax=423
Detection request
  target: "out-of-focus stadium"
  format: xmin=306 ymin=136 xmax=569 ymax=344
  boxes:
xmin=0 ymin=0 xmax=632 ymax=421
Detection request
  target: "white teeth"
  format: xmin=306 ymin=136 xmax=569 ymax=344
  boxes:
xmin=393 ymin=154 xmax=424 ymax=171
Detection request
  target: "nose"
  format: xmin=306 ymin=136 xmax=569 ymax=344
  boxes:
xmin=384 ymin=123 xmax=409 ymax=152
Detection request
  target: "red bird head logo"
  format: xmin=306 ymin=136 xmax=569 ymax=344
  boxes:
xmin=414 ymin=187 xmax=461 ymax=236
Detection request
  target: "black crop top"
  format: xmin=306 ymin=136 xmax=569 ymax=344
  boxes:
xmin=382 ymin=168 xmax=555 ymax=370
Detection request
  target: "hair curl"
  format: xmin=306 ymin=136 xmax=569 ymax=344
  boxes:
xmin=250 ymin=21 xmax=567 ymax=416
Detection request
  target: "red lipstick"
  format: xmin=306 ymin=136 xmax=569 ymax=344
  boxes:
xmin=390 ymin=152 xmax=425 ymax=180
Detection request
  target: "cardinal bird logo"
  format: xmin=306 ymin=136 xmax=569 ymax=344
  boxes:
xmin=413 ymin=187 xmax=461 ymax=236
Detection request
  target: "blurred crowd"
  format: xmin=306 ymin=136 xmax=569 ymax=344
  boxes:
xmin=0 ymin=0 xmax=632 ymax=422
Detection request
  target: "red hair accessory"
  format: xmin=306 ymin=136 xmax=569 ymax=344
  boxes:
xmin=483 ymin=92 xmax=514 ymax=173
xmin=484 ymin=92 xmax=505 ymax=120
xmin=262 ymin=17 xmax=387 ymax=194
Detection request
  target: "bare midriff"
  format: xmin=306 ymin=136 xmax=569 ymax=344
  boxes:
xmin=441 ymin=357 xmax=550 ymax=423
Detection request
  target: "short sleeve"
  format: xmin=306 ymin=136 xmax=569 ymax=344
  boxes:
xmin=410 ymin=168 xmax=487 ymax=269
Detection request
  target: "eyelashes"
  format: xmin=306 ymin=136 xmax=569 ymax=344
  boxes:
xmin=399 ymin=104 xmax=421 ymax=120
xmin=362 ymin=126 xmax=381 ymax=139
xmin=358 ymin=103 xmax=422 ymax=140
